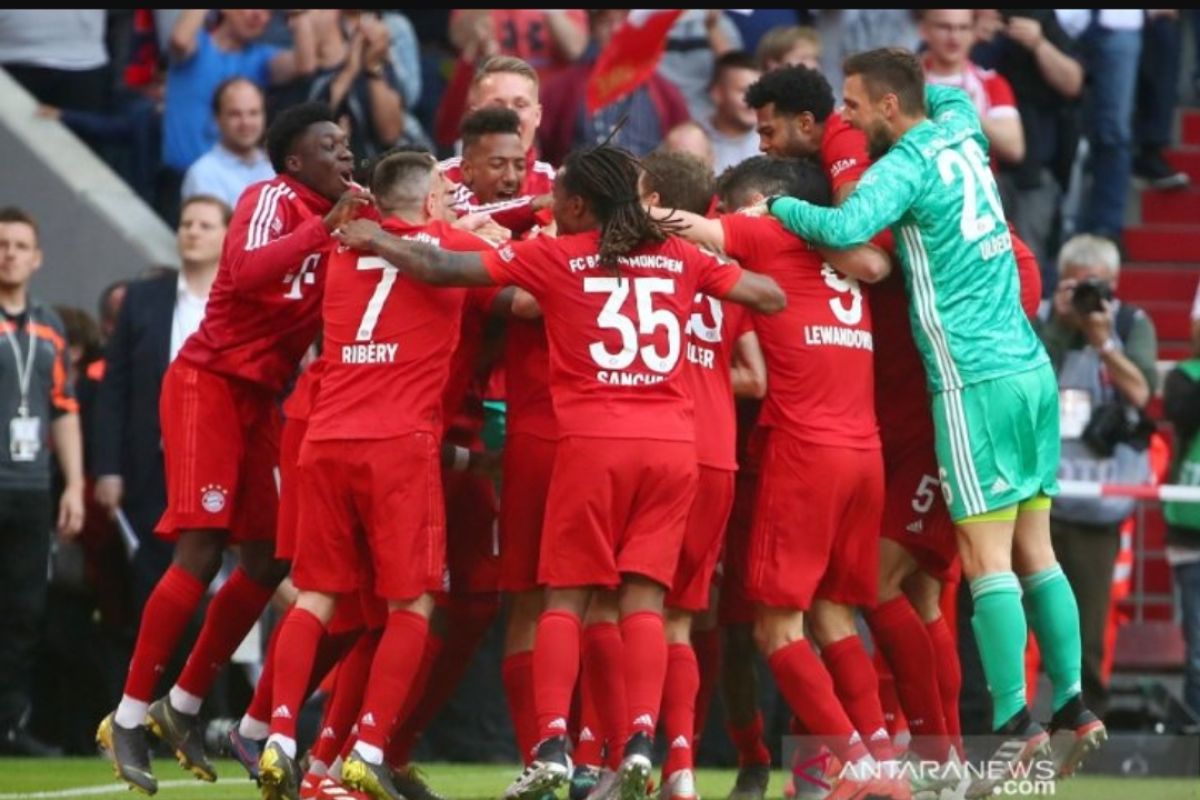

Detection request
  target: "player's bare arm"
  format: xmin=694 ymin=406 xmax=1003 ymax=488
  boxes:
xmin=334 ymin=218 xmax=495 ymax=287
xmin=646 ymin=206 xmax=726 ymax=253
xmin=722 ymin=271 xmax=786 ymax=315
xmin=731 ymin=330 xmax=767 ymax=399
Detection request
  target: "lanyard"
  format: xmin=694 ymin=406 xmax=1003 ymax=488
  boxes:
xmin=3 ymin=317 xmax=38 ymax=417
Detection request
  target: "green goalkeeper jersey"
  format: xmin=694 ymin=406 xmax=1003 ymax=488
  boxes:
xmin=770 ymin=85 xmax=1047 ymax=393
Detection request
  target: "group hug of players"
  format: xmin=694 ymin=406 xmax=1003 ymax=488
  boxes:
xmin=95 ymin=47 xmax=1107 ymax=800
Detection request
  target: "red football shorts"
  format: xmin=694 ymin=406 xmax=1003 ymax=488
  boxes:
xmin=328 ymin=587 xmax=389 ymax=634
xmin=879 ymin=441 xmax=959 ymax=582
xmin=748 ymin=430 xmax=884 ymax=611
xmin=719 ymin=426 xmax=767 ymax=626
xmin=667 ymin=467 xmax=735 ymax=612
xmin=539 ymin=437 xmax=698 ymax=590
xmin=498 ymin=432 xmax=557 ymax=593
xmin=274 ymin=415 xmax=307 ymax=561
xmin=444 ymin=468 xmax=499 ymax=595
xmin=156 ymin=360 xmax=280 ymax=542
xmin=292 ymin=433 xmax=445 ymax=602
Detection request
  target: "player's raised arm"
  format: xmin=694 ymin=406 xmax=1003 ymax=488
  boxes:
xmin=649 ymin=206 xmax=727 ymax=253
xmin=334 ymin=219 xmax=495 ymax=286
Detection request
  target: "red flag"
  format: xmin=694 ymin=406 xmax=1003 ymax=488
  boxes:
xmin=586 ymin=9 xmax=684 ymax=114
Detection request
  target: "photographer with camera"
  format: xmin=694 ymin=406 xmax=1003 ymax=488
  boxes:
xmin=1036 ymin=233 xmax=1159 ymax=716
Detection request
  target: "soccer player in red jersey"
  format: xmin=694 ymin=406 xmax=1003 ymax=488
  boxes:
xmin=654 ymin=157 xmax=905 ymax=799
xmin=257 ymin=151 xmax=492 ymax=800
xmin=441 ymin=57 xmax=555 ymax=237
xmin=639 ymin=152 xmax=768 ymax=800
xmin=333 ymin=144 xmax=785 ymax=800
xmin=97 ymin=103 xmax=366 ymax=795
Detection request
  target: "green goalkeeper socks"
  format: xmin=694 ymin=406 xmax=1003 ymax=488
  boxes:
xmin=1022 ymin=564 xmax=1084 ymax=712
xmin=970 ymin=572 xmax=1029 ymax=729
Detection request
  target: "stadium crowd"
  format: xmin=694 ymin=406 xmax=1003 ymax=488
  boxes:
xmin=1 ymin=8 xmax=1199 ymax=800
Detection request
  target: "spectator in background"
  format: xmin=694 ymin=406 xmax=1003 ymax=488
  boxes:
xmin=660 ymin=121 xmax=716 ymax=173
xmin=1134 ymin=10 xmax=1190 ymax=191
xmin=728 ymin=9 xmax=805 ymax=55
xmin=0 ymin=207 xmax=85 ymax=756
xmin=658 ymin=10 xmax=744 ymax=120
xmin=756 ymin=25 xmax=822 ymax=72
xmin=1164 ymin=295 xmax=1200 ymax=722
xmin=161 ymin=9 xmax=316 ymax=219
xmin=919 ymin=9 xmax=1024 ymax=167
xmin=181 ymin=77 xmax=274 ymax=209
xmin=93 ymin=195 xmax=229 ymax=612
xmin=0 ymin=11 xmax=110 ymax=113
xmin=972 ymin=9 xmax=1084 ymax=294
xmin=813 ymin=10 xmax=920 ymax=102
xmin=539 ymin=9 xmax=690 ymax=166
xmin=1074 ymin=10 xmax=1144 ymax=243
xmin=1035 ymin=234 xmax=1158 ymax=717
xmin=449 ymin=9 xmax=587 ymax=79
xmin=701 ymin=52 xmax=762 ymax=174
xmin=306 ymin=10 xmax=408 ymax=164
xmin=97 ymin=282 xmax=128 ymax=346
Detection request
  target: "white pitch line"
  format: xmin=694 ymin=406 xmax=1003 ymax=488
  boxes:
xmin=0 ymin=780 xmax=224 ymax=799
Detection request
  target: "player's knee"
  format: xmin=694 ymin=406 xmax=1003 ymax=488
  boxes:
xmin=664 ymin=608 xmax=692 ymax=643
xmin=242 ymin=556 xmax=289 ymax=588
xmin=753 ymin=610 xmax=804 ymax=654
xmin=172 ymin=530 xmax=225 ymax=582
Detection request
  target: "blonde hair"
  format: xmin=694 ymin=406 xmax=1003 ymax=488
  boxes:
xmin=472 ymin=55 xmax=540 ymax=93
xmin=1057 ymin=234 xmax=1121 ymax=279
xmin=756 ymin=26 xmax=822 ymax=69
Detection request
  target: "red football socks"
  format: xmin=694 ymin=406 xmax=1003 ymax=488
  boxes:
xmin=867 ymin=597 xmax=952 ymax=761
xmin=767 ymin=639 xmax=869 ymax=765
xmin=176 ymin=568 xmax=275 ymax=699
xmin=926 ymin=616 xmax=963 ymax=750
xmin=311 ymin=630 xmax=379 ymax=768
xmin=621 ymin=612 xmax=667 ymax=739
xmin=582 ymin=621 xmax=628 ymax=769
xmin=662 ymin=643 xmax=699 ymax=777
xmin=123 ymin=566 xmax=206 ymax=701
xmin=501 ymin=651 xmax=538 ymax=765
xmin=353 ymin=610 xmax=429 ymax=750
xmin=534 ymin=610 xmax=582 ymax=742
xmin=726 ymin=711 xmax=772 ymax=768
xmin=384 ymin=631 xmax=442 ymax=767
xmin=821 ymin=636 xmax=894 ymax=762
xmin=269 ymin=607 xmax=326 ymax=740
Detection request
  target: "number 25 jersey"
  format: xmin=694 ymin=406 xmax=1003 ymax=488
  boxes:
xmin=481 ymin=230 xmax=744 ymax=442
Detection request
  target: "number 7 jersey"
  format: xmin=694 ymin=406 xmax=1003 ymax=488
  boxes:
xmin=481 ymin=230 xmax=744 ymax=441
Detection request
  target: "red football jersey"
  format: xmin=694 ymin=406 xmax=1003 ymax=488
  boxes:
xmin=180 ymin=176 xmax=334 ymax=392
xmin=441 ymin=150 xmax=556 ymax=238
xmin=481 ymin=230 xmax=744 ymax=441
xmin=687 ymin=295 xmax=748 ymax=470
xmin=442 ymin=287 xmax=502 ymax=438
xmin=505 ymin=319 xmax=556 ymax=439
xmin=821 ymin=111 xmax=870 ymax=195
xmin=308 ymin=218 xmax=491 ymax=441
xmin=721 ymin=214 xmax=878 ymax=450
xmin=282 ymin=357 xmax=325 ymax=422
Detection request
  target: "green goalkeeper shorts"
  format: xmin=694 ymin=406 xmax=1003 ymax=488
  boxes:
xmin=931 ymin=363 xmax=1060 ymax=522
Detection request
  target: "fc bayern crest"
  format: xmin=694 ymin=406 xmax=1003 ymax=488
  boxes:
xmin=200 ymin=484 xmax=227 ymax=514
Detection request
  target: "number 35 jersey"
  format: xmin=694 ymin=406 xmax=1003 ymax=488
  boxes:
xmin=308 ymin=218 xmax=492 ymax=442
xmin=721 ymin=213 xmax=879 ymax=451
xmin=481 ymin=230 xmax=744 ymax=442
xmin=180 ymin=176 xmax=335 ymax=393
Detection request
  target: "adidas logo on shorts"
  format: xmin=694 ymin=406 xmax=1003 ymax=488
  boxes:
xmin=991 ymin=477 xmax=1011 ymax=494
xmin=906 ymin=519 xmax=924 ymax=534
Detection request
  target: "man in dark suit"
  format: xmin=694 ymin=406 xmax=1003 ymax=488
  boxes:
xmin=92 ymin=195 xmax=230 ymax=609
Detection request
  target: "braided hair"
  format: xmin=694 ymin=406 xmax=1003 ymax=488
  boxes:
xmin=560 ymin=145 xmax=679 ymax=268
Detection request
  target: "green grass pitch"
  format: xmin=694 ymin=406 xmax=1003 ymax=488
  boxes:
xmin=0 ymin=760 xmax=1198 ymax=800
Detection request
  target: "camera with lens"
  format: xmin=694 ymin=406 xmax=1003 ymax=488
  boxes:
xmin=1071 ymin=277 xmax=1114 ymax=316
xmin=1082 ymin=401 xmax=1156 ymax=457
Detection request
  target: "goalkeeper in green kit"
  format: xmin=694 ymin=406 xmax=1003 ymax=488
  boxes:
xmin=767 ymin=48 xmax=1106 ymax=777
